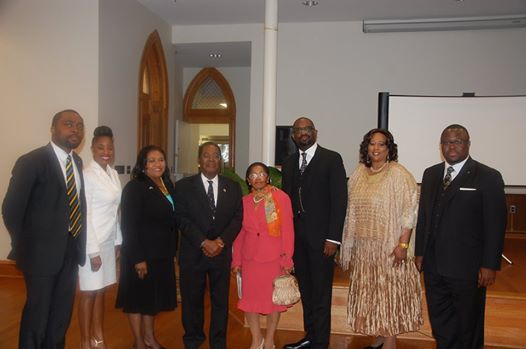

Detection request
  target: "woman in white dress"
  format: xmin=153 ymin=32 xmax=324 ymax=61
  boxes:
xmin=78 ymin=126 xmax=122 ymax=349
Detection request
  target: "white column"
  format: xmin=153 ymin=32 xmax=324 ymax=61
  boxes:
xmin=262 ymin=0 xmax=278 ymax=165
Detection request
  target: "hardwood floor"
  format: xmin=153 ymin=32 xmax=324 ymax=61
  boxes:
xmin=1 ymin=237 xmax=524 ymax=349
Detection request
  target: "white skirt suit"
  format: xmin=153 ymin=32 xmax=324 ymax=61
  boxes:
xmin=78 ymin=161 xmax=122 ymax=291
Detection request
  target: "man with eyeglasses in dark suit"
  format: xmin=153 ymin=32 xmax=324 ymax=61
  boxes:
xmin=281 ymin=117 xmax=347 ymax=349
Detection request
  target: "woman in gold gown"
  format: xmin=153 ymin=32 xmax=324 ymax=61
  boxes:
xmin=340 ymin=129 xmax=422 ymax=349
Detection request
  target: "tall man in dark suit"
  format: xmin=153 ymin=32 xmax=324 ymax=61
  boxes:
xmin=2 ymin=109 xmax=87 ymax=349
xmin=175 ymin=142 xmax=243 ymax=349
xmin=415 ymin=124 xmax=507 ymax=349
xmin=281 ymin=117 xmax=348 ymax=349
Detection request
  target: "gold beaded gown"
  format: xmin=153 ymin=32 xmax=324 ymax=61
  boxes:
xmin=340 ymin=162 xmax=423 ymax=336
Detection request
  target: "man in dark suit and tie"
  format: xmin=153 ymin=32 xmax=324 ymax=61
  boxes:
xmin=281 ymin=117 xmax=347 ymax=349
xmin=415 ymin=124 xmax=507 ymax=349
xmin=2 ymin=109 xmax=87 ymax=349
xmin=175 ymin=141 xmax=243 ymax=349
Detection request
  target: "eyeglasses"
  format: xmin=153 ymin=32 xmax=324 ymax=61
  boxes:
xmin=248 ymin=172 xmax=268 ymax=180
xmin=201 ymin=154 xmax=221 ymax=160
xmin=440 ymin=140 xmax=469 ymax=146
xmin=292 ymin=126 xmax=315 ymax=134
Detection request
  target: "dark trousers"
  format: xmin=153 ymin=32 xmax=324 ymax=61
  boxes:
xmin=423 ymin=247 xmax=486 ymax=349
xmin=19 ymin=235 xmax=78 ymax=349
xmin=179 ymin=259 xmax=231 ymax=349
xmin=293 ymin=234 xmax=335 ymax=349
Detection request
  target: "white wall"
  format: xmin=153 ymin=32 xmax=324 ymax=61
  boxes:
xmin=0 ymin=0 xmax=99 ymax=259
xmin=0 ymin=0 xmax=176 ymax=259
xmin=276 ymin=21 xmax=526 ymax=172
xmin=174 ymin=21 xmax=526 ymax=175
xmin=99 ymin=0 xmax=175 ymax=183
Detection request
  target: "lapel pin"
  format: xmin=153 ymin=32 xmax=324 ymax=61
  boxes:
xmin=148 ymin=186 xmax=154 ymax=190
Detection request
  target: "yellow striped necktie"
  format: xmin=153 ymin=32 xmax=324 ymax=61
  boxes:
xmin=66 ymin=155 xmax=81 ymax=238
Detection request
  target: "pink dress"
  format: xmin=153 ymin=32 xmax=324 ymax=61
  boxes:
xmin=232 ymin=188 xmax=295 ymax=314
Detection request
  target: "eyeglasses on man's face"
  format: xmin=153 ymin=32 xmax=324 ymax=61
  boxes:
xmin=440 ymin=139 xmax=469 ymax=146
xmin=292 ymin=126 xmax=315 ymax=134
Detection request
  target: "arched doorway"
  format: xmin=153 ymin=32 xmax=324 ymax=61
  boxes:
xmin=138 ymin=30 xmax=168 ymax=152
xmin=181 ymin=67 xmax=236 ymax=169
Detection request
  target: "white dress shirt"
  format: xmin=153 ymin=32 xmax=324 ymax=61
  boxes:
xmin=51 ymin=141 xmax=81 ymax=190
xmin=201 ymin=173 xmax=218 ymax=206
xmin=297 ymin=143 xmax=318 ymax=169
xmin=444 ymin=156 xmax=470 ymax=183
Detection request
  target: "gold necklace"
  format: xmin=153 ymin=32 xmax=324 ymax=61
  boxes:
xmin=253 ymin=195 xmax=264 ymax=204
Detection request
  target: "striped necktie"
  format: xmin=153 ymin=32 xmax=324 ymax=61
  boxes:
xmin=299 ymin=152 xmax=307 ymax=174
xmin=66 ymin=155 xmax=81 ymax=238
xmin=443 ymin=166 xmax=454 ymax=189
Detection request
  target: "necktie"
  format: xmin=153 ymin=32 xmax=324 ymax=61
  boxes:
xmin=207 ymin=180 xmax=216 ymax=216
xmin=299 ymin=152 xmax=307 ymax=174
xmin=66 ymin=155 xmax=81 ymax=238
xmin=443 ymin=166 xmax=454 ymax=189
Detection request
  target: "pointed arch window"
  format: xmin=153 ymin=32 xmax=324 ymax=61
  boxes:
xmin=138 ymin=30 xmax=168 ymax=152
xmin=183 ymin=68 xmax=236 ymax=167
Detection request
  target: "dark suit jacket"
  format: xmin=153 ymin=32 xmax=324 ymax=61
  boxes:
xmin=175 ymin=174 xmax=243 ymax=266
xmin=2 ymin=143 xmax=87 ymax=275
xmin=415 ymin=158 xmax=507 ymax=280
xmin=281 ymin=145 xmax=348 ymax=249
xmin=120 ymin=177 xmax=178 ymax=265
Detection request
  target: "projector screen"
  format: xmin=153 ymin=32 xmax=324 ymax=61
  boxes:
xmin=387 ymin=95 xmax=526 ymax=186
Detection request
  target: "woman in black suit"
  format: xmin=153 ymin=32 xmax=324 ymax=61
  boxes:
xmin=116 ymin=145 xmax=177 ymax=349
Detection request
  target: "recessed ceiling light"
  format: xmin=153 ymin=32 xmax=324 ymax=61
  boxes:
xmin=209 ymin=53 xmax=222 ymax=58
xmin=302 ymin=0 xmax=318 ymax=7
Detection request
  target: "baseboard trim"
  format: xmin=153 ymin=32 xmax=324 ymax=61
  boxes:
xmin=0 ymin=260 xmax=22 ymax=278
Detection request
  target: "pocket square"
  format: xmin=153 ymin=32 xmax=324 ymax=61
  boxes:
xmin=459 ymin=187 xmax=477 ymax=191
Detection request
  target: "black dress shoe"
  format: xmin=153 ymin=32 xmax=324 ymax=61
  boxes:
xmin=283 ymin=338 xmax=311 ymax=349
xmin=363 ymin=344 xmax=383 ymax=349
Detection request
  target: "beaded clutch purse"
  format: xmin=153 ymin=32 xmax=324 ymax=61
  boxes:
xmin=272 ymin=274 xmax=301 ymax=306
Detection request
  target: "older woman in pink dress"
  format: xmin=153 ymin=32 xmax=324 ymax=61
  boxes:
xmin=232 ymin=162 xmax=295 ymax=349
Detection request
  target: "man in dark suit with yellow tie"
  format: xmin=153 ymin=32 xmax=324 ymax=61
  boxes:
xmin=175 ymin=142 xmax=243 ymax=349
xmin=3 ymin=109 xmax=87 ymax=349
xmin=415 ymin=124 xmax=507 ymax=349
xmin=281 ymin=117 xmax=347 ymax=349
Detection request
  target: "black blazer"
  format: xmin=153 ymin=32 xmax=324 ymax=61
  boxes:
xmin=2 ymin=143 xmax=87 ymax=275
xmin=281 ymin=145 xmax=348 ymax=249
xmin=120 ymin=177 xmax=178 ymax=265
xmin=415 ymin=158 xmax=507 ymax=280
xmin=175 ymin=174 xmax=243 ymax=266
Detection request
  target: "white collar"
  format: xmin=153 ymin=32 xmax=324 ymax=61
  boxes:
xmin=445 ymin=156 xmax=470 ymax=176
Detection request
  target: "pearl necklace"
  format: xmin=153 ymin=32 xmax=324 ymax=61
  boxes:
xmin=369 ymin=161 xmax=388 ymax=173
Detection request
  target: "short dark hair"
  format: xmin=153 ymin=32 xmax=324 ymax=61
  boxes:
xmin=131 ymin=145 xmax=170 ymax=182
xmin=292 ymin=117 xmax=315 ymax=128
xmin=359 ymin=128 xmax=398 ymax=167
xmin=198 ymin=141 xmax=222 ymax=159
xmin=91 ymin=126 xmax=113 ymax=146
xmin=442 ymin=124 xmax=470 ymax=139
xmin=51 ymin=109 xmax=80 ymax=127
xmin=245 ymin=162 xmax=270 ymax=188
